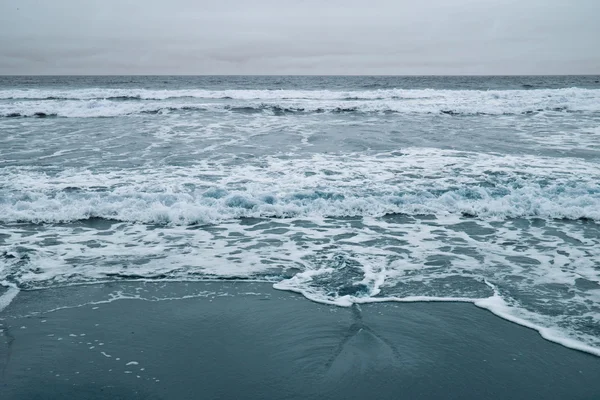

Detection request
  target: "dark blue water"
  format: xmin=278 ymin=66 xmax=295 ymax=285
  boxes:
xmin=1 ymin=76 xmax=599 ymax=355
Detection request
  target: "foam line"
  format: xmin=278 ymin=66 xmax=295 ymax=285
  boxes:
xmin=0 ymin=284 xmax=20 ymax=312
xmin=475 ymin=295 xmax=600 ymax=357
xmin=298 ymin=292 xmax=600 ymax=357
xmin=274 ymin=279 xmax=600 ymax=357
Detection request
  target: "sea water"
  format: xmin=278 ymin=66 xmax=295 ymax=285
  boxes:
xmin=0 ymin=75 xmax=599 ymax=355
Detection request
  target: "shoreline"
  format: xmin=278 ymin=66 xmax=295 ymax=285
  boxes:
xmin=1 ymin=281 xmax=599 ymax=399
xmin=3 ymin=278 xmax=600 ymax=357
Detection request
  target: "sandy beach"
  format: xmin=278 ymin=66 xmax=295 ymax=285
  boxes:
xmin=1 ymin=282 xmax=599 ymax=400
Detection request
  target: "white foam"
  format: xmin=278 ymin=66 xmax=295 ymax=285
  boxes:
xmin=1 ymin=149 xmax=599 ymax=224
xmin=0 ymin=99 xmax=182 ymax=118
xmin=475 ymin=293 xmax=600 ymax=357
xmin=1 ymin=88 xmax=600 ymax=117
xmin=274 ymin=279 xmax=600 ymax=357
xmin=273 ymin=278 xmax=479 ymax=307
xmin=1 ymin=142 xmax=598 ymax=358
xmin=0 ymin=284 xmax=19 ymax=312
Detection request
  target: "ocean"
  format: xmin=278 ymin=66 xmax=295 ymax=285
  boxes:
xmin=1 ymin=75 xmax=599 ymax=357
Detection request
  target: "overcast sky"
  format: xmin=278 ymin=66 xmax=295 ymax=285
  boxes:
xmin=0 ymin=0 xmax=598 ymax=75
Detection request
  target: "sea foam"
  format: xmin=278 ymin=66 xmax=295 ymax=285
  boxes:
xmin=1 ymin=88 xmax=599 ymax=118
xmin=1 ymin=149 xmax=599 ymax=224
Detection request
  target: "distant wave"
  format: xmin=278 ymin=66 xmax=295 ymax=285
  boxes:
xmin=1 ymin=94 xmax=598 ymax=118
xmin=1 ymin=87 xmax=599 ymax=102
xmin=4 ymin=112 xmax=58 ymax=118
xmin=0 ymin=107 xmax=580 ymax=119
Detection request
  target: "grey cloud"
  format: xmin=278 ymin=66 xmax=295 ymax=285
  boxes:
xmin=0 ymin=0 xmax=598 ymax=74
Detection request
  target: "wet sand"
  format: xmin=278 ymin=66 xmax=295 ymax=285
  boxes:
xmin=1 ymin=282 xmax=599 ymax=400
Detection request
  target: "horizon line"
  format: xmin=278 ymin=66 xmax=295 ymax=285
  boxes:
xmin=1 ymin=74 xmax=599 ymax=77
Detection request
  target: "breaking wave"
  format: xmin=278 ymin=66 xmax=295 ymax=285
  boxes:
xmin=1 ymin=87 xmax=598 ymax=101
xmin=2 ymin=150 xmax=599 ymax=225
xmin=1 ymin=87 xmax=599 ymax=118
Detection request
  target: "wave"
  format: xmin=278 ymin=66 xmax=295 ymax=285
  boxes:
xmin=2 ymin=150 xmax=599 ymax=224
xmin=0 ymin=87 xmax=598 ymax=101
xmin=274 ymin=277 xmax=600 ymax=357
xmin=4 ymin=112 xmax=58 ymax=118
xmin=1 ymin=93 xmax=599 ymax=118
xmin=1 ymin=185 xmax=598 ymax=225
xmin=0 ymin=107 xmax=580 ymax=119
xmin=0 ymin=100 xmax=210 ymax=118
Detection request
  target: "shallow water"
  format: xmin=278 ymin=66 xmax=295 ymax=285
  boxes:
xmin=1 ymin=75 xmax=599 ymax=354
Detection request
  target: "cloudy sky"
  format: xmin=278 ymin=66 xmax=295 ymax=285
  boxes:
xmin=0 ymin=0 xmax=598 ymax=75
